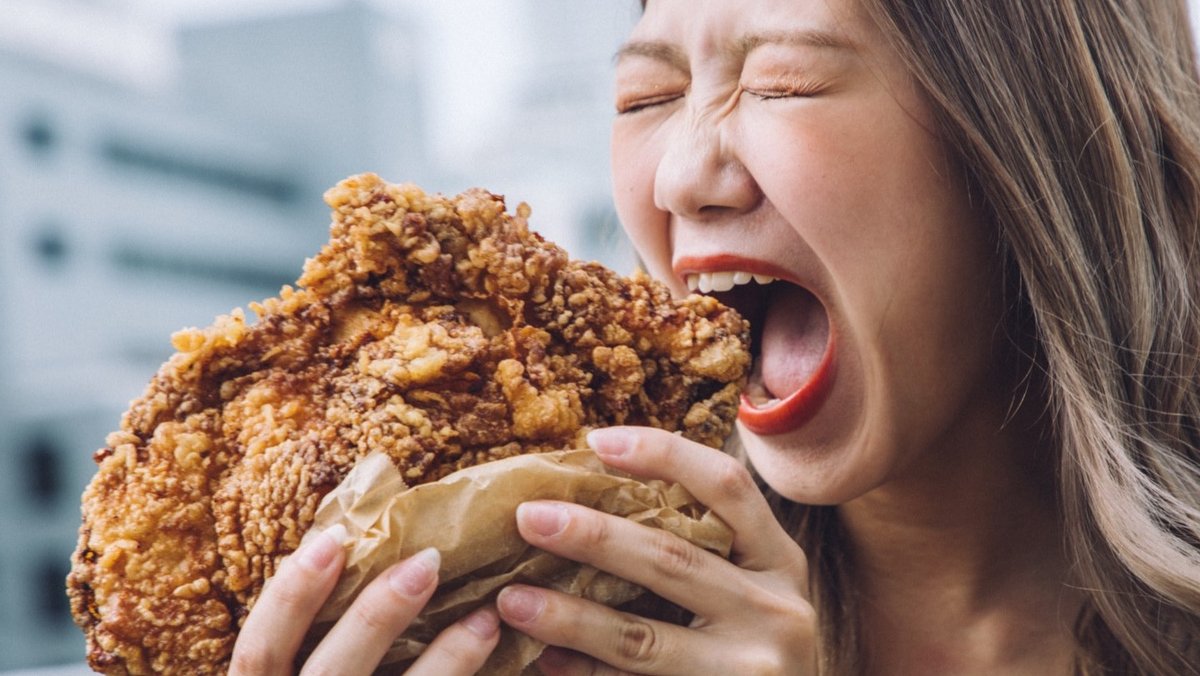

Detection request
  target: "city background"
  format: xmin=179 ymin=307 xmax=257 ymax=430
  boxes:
xmin=0 ymin=0 xmax=638 ymax=670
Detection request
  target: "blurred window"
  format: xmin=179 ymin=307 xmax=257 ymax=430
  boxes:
xmin=31 ymin=221 xmax=70 ymax=268
xmin=110 ymin=240 xmax=292 ymax=292
xmin=20 ymin=113 xmax=57 ymax=155
xmin=35 ymin=553 xmax=71 ymax=627
xmin=99 ymin=138 xmax=300 ymax=205
xmin=21 ymin=433 xmax=62 ymax=510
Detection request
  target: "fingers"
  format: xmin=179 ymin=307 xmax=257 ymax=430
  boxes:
xmin=498 ymin=585 xmax=700 ymax=675
xmin=406 ymin=606 xmax=502 ymax=676
xmin=500 ymin=585 xmax=814 ymax=676
xmin=230 ymin=526 xmax=348 ymax=676
xmin=300 ymin=548 xmax=441 ymax=675
xmin=536 ymin=647 xmax=627 ymax=676
xmin=233 ymin=535 xmax=499 ymax=676
xmin=510 ymin=429 xmax=818 ymax=674
xmin=587 ymin=426 xmax=802 ymax=570
xmin=515 ymin=501 xmax=747 ymax=620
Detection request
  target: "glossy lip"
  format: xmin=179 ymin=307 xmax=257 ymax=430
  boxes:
xmin=675 ymin=254 xmax=836 ymax=436
xmin=739 ymin=335 xmax=836 ymax=436
xmin=672 ymin=254 xmax=800 ymax=286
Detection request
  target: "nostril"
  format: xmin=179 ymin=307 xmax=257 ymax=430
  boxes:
xmin=652 ymin=123 xmax=761 ymax=218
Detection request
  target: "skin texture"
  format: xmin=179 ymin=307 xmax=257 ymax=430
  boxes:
xmin=501 ymin=427 xmax=816 ymax=674
xmin=611 ymin=0 xmax=1009 ymax=505
xmin=229 ymin=536 xmax=501 ymax=676
xmin=489 ymin=0 xmax=1083 ymax=673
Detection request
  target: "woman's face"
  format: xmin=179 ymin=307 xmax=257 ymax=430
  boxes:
xmin=612 ymin=0 xmax=1011 ymax=504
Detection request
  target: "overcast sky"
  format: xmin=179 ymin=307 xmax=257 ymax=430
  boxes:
xmin=0 ymin=0 xmax=527 ymax=160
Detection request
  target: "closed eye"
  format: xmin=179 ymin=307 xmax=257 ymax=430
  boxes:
xmin=616 ymin=92 xmax=685 ymax=115
xmin=741 ymin=85 xmax=824 ymax=100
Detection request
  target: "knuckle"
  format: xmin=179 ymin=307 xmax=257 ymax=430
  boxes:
xmin=612 ymin=617 xmax=661 ymax=666
xmin=760 ymin=588 xmax=812 ymax=623
xmin=759 ymin=539 xmax=810 ymax=588
xmin=655 ymin=429 xmax=685 ymax=463
xmin=624 ymin=428 xmax=653 ymax=459
xmin=755 ymin=592 xmax=818 ymax=649
xmin=712 ymin=457 xmax=756 ymax=500
xmin=648 ymin=530 xmax=702 ymax=581
xmin=578 ymin=510 xmax=613 ymax=550
xmin=229 ymin=642 xmax=277 ymax=675
xmin=348 ymin=593 xmax=400 ymax=634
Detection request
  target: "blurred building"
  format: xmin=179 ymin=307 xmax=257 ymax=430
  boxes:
xmin=452 ymin=1 xmax=640 ymax=271
xmin=0 ymin=0 xmax=633 ymax=670
xmin=0 ymin=3 xmax=426 ymax=668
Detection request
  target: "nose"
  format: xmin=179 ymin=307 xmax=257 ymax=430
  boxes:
xmin=653 ymin=110 xmax=760 ymax=220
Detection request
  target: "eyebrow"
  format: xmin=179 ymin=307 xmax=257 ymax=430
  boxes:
xmin=614 ymin=40 xmax=690 ymax=72
xmin=615 ymin=29 xmax=855 ymax=70
xmin=736 ymin=28 xmax=857 ymax=55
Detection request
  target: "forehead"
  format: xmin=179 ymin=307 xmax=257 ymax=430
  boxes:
xmin=630 ymin=0 xmax=873 ymax=54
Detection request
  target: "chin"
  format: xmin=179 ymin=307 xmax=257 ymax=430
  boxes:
xmin=737 ymin=423 xmax=886 ymax=506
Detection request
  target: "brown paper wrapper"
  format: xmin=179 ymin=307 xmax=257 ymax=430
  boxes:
xmin=296 ymin=449 xmax=733 ymax=675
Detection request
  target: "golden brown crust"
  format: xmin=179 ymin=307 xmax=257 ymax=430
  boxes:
xmin=67 ymin=173 xmax=750 ymax=674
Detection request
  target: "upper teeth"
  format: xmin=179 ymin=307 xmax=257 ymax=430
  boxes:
xmin=686 ymin=271 xmax=777 ymax=293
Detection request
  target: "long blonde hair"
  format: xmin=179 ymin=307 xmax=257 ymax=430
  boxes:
xmin=777 ymin=1 xmax=1200 ymax=673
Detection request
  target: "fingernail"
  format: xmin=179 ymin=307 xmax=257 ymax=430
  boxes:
xmin=297 ymin=524 xmax=347 ymax=572
xmin=518 ymin=502 xmax=567 ymax=537
xmin=498 ymin=587 xmax=545 ymax=623
xmin=461 ymin=607 xmax=500 ymax=639
xmin=390 ymin=548 xmax=440 ymax=596
xmin=587 ymin=427 xmax=629 ymax=458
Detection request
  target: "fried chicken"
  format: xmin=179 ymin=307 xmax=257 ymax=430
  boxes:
xmin=67 ymin=174 xmax=750 ymax=674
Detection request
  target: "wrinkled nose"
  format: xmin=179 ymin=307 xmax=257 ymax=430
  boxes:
xmin=653 ymin=112 xmax=760 ymax=220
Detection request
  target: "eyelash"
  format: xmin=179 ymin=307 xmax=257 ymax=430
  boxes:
xmin=741 ymin=84 xmax=822 ymax=100
xmin=616 ymin=93 xmax=684 ymax=115
xmin=616 ymin=81 xmax=822 ymax=115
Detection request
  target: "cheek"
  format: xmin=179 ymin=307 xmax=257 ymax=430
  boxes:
xmin=740 ymin=103 xmax=1004 ymax=452
xmin=740 ymin=100 xmax=989 ymax=326
xmin=735 ymin=104 xmax=895 ymax=248
xmin=611 ymin=121 xmax=673 ymax=281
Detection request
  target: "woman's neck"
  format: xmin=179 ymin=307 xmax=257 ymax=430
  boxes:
xmin=837 ymin=413 xmax=1083 ymax=674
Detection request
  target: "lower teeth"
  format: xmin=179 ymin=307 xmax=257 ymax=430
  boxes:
xmin=745 ymin=358 xmax=778 ymax=407
xmin=754 ymin=398 xmax=781 ymax=409
xmin=744 ymin=391 xmax=780 ymax=409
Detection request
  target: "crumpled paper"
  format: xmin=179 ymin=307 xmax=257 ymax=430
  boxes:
xmin=297 ymin=449 xmax=733 ymax=675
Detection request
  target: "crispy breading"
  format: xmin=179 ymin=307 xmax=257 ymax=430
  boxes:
xmin=67 ymin=174 xmax=750 ymax=674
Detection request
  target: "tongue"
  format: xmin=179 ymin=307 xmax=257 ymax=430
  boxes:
xmin=759 ymin=284 xmax=829 ymax=400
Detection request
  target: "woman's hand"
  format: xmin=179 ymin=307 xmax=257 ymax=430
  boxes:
xmin=230 ymin=526 xmax=501 ymax=675
xmin=497 ymin=426 xmax=816 ymax=675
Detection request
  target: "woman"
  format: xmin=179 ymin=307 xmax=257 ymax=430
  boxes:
xmin=231 ymin=0 xmax=1200 ymax=673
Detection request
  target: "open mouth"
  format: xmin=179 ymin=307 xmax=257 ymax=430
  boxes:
xmin=692 ymin=270 xmax=835 ymax=435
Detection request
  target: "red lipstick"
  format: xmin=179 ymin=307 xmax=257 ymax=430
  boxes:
xmin=738 ymin=336 xmax=836 ymax=436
